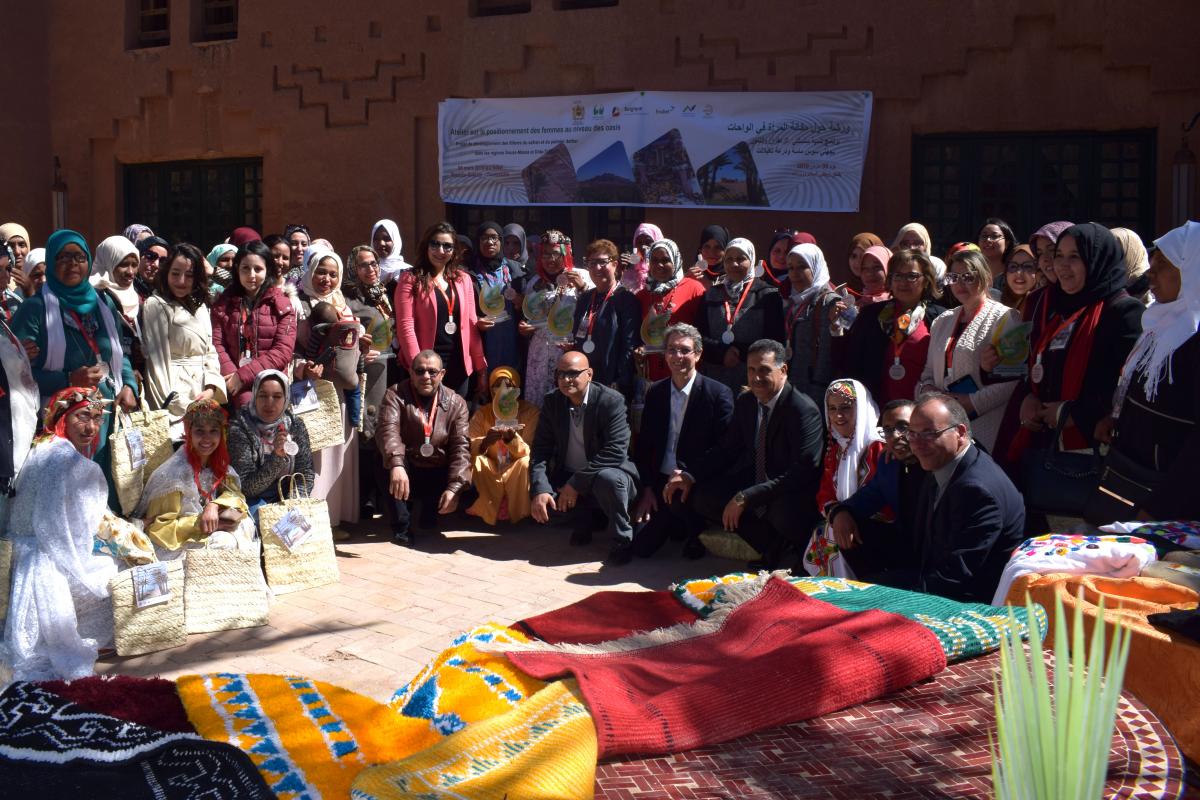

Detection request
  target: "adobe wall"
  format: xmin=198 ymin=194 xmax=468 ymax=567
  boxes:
xmin=27 ymin=0 xmax=1200 ymax=279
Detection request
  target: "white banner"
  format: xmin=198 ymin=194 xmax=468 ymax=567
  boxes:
xmin=438 ymin=91 xmax=872 ymax=212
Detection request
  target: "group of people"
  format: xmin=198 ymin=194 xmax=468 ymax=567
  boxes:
xmin=0 ymin=212 xmax=1197 ymax=678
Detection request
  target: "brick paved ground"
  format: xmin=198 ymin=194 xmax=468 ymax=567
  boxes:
xmin=96 ymin=513 xmax=737 ymax=702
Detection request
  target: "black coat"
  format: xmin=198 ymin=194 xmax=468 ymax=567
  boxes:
xmin=914 ymin=445 xmax=1026 ymax=604
xmin=696 ymin=280 xmax=785 ymax=364
xmin=688 ymin=382 xmax=824 ymax=517
xmin=635 ymin=372 xmax=734 ymax=486
xmin=529 ymin=381 xmax=638 ymax=497
xmin=571 ymin=285 xmax=640 ymax=397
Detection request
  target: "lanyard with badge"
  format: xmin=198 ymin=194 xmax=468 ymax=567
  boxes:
xmin=581 ymin=286 xmax=614 ymax=354
xmin=68 ymin=310 xmax=115 ymax=389
xmin=1029 ymin=303 xmax=1086 ymax=386
xmin=415 ymin=391 xmax=439 ymax=457
xmin=437 ymin=282 xmax=458 ymax=335
xmin=721 ymin=277 xmax=755 ymax=345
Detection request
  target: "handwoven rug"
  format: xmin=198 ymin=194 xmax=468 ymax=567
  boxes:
xmin=672 ymin=571 xmax=1047 ymax=663
xmin=0 ymin=682 xmax=273 ymax=799
xmin=505 ymin=576 xmax=947 ymax=759
xmin=179 ymin=672 xmax=426 ymax=800
xmin=352 ymin=680 xmax=596 ymax=800
xmin=593 ymin=648 xmax=1185 ymax=799
xmin=37 ymin=675 xmax=194 ymax=733
xmin=513 ymin=589 xmax=699 ymax=644
xmin=389 ymin=622 xmax=549 ymax=744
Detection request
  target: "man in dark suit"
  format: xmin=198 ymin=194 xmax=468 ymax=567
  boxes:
xmin=530 ymin=350 xmax=640 ymax=565
xmin=906 ymin=392 xmax=1025 ymax=603
xmin=665 ymin=338 xmax=824 ymax=568
xmin=632 ymin=323 xmax=734 ymax=559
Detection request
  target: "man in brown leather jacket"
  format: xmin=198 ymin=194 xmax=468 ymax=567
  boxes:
xmin=377 ymin=349 xmax=471 ymax=546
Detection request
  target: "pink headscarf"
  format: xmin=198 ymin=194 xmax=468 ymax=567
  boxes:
xmin=858 ymin=245 xmax=893 ymax=304
xmin=624 ymin=223 xmax=664 ymax=293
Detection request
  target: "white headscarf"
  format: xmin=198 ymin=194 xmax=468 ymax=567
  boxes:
xmin=371 ymin=219 xmax=409 ymax=281
xmin=302 ymin=245 xmax=347 ymax=311
xmin=823 ymin=378 xmax=883 ymax=502
xmin=89 ymin=235 xmax=141 ymax=318
xmin=788 ymin=243 xmax=830 ymax=307
xmin=724 ymin=237 xmax=756 ymax=292
xmin=1124 ymin=221 xmax=1200 ymax=401
xmin=25 ymin=248 xmax=45 ymax=273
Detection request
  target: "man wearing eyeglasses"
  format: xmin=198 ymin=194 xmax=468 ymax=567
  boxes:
xmin=377 ymin=350 xmax=471 ymax=546
xmin=665 ymin=338 xmax=823 ymax=570
xmin=631 ymin=323 xmax=733 ymax=560
xmin=529 ymin=350 xmax=640 ymax=565
xmin=904 ymin=392 xmax=1024 ymax=603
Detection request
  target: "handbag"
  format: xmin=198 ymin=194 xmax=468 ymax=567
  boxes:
xmin=1020 ymin=408 xmax=1102 ymax=517
xmin=258 ymin=473 xmax=340 ymax=594
xmin=109 ymin=401 xmax=173 ymax=515
xmin=183 ymin=546 xmax=270 ymax=634
xmin=292 ymin=378 xmax=344 ymax=452
xmin=1085 ymin=445 xmax=1169 ymax=525
xmin=109 ymin=559 xmax=187 ymax=656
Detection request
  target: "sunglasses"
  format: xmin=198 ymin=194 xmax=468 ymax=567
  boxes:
xmin=429 ymin=242 xmax=455 ymax=252
xmin=555 ymin=368 xmax=589 ymax=381
xmin=943 ymin=272 xmax=979 ymax=285
xmin=142 ymin=252 xmax=162 ymax=263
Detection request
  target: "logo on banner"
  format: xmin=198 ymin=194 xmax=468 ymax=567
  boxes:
xmin=682 ymin=105 xmax=697 ymax=114
xmin=592 ymin=105 xmax=605 ymax=117
xmin=703 ymin=104 xmax=714 ymax=117
xmin=572 ymin=101 xmax=584 ymax=122
xmin=612 ymin=107 xmax=621 ymax=118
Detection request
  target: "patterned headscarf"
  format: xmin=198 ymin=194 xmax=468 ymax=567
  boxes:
xmin=206 ymin=243 xmax=238 ymax=287
xmin=122 ymin=224 xmax=153 ymax=243
xmin=488 ymin=365 xmax=521 ymax=389
xmin=183 ymin=398 xmax=230 ymax=492
xmin=646 ymin=238 xmax=684 ymax=294
xmin=41 ymin=386 xmax=110 ymax=456
xmin=823 ymin=378 xmax=882 ymax=502
xmin=534 ymin=230 xmax=574 ymax=283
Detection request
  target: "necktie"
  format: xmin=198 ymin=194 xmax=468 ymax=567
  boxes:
xmin=755 ymin=404 xmax=769 ymax=482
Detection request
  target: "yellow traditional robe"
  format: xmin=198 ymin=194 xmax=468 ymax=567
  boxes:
xmin=465 ymin=399 xmax=540 ymax=525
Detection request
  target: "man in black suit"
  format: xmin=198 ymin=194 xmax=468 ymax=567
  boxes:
xmin=906 ymin=392 xmax=1025 ymax=603
xmin=632 ymin=323 xmax=734 ymax=559
xmin=665 ymin=338 xmax=824 ymax=568
xmin=530 ymin=350 xmax=640 ymax=565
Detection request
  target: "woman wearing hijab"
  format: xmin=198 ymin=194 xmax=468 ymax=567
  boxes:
xmin=846 ymin=232 xmax=884 ymax=296
xmin=635 ymin=237 xmax=706 ymax=381
xmin=999 ymin=243 xmax=1040 ymax=316
xmin=1111 ymin=227 xmax=1152 ymax=304
xmin=1001 ymin=222 xmax=1145 ymax=471
xmin=784 ymin=243 xmax=839 ymax=406
xmin=2 ymin=387 xmax=118 ymax=680
xmin=518 ymin=230 xmax=592 ymax=407
xmin=371 ymin=219 xmax=410 ymax=283
xmin=211 ymin=240 xmax=298 ymax=409
xmin=345 ymin=244 xmax=396 ymax=358
xmin=141 ymin=243 xmax=226 ymax=440
xmin=283 ymin=224 xmax=311 ymax=287
xmin=134 ymin=236 xmax=170 ymax=301
xmin=89 ymin=235 xmax=144 ymax=380
xmin=206 ymin=242 xmax=238 ymax=298
xmin=395 ymin=222 xmax=488 ymax=399
xmin=1092 ymin=221 xmax=1200 ymax=520
xmin=122 ymin=223 xmax=154 ymax=245
xmin=917 ymin=248 xmax=1020 ymax=452
xmin=228 ymin=369 xmax=315 ymax=514
xmin=619 ymin=222 xmax=663 ymax=294
xmin=469 ymin=220 xmax=527 ymax=374
xmin=10 ymin=230 xmax=139 ymax=499
xmin=465 ymin=366 xmax=541 ymax=525
xmin=686 ymin=224 xmax=731 ymax=288
xmin=136 ymin=398 xmax=257 ymax=556
xmin=502 ymin=223 xmax=529 ymax=267
xmin=1 ymin=222 xmax=32 ymax=292
xmin=802 ymin=378 xmax=886 ymax=578
xmin=695 ymin=237 xmax=785 ymax=392
xmin=21 ymin=248 xmax=46 ymax=299
xmin=845 ymin=249 xmax=946 ymax=403
xmin=571 ymin=239 xmax=642 ymax=396
xmin=761 ymin=229 xmax=817 ymax=295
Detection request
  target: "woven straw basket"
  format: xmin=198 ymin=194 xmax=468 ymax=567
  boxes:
xmin=110 ymin=559 xmax=187 ymax=657
xmin=259 ymin=473 xmax=340 ymax=594
xmin=699 ymin=529 xmax=762 ymax=562
xmin=0 ymin=538 xmax=11 ymax=625
xmin=296 ymin=378 xmax=344 ymax=452
xmin=110 ymin=407 xmax=173 ymax=515
xmin=183 ymin=547 xmax=271 ymax=634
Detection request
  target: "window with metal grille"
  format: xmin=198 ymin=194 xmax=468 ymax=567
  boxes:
xmin=470 ymin=0 xmax=531 ymax=16
xmin=123 ymin=159 xmax=262 ymax=248
xmin=196 ymin=0 xmax=238 ymax=42
xmin=130 ymin=0 xmax=170 ymax=48
xmin=911 ymin=129 xmax=1156 ymax=253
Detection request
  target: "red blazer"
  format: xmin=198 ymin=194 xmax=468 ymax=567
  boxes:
xmin=211 ymin=286 xmax=297 ymax=408
xmin=394 ymin=270 xmax=487 ymax=375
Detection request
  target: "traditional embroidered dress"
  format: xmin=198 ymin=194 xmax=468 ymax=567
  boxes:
xmin=465 ymin=368 xmax=541 ymax=525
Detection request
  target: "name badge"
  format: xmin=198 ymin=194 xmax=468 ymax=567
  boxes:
xmin=1047 ymin=321 xmax=1076 ymax=351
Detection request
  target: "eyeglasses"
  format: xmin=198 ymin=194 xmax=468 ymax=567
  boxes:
xmin=555 ymin=368 xmax=589 ymax=381
xmin=357 ymin=260 xmax=380 ymax=270
xmin=141 ymin=251 xmax=162 ymax=263
xmin=877 ymin=425 xmax=910 ymax=438
xmin=891 ymin=272 xmax=924 ymax=284
xmin=56 ymin=253 xmax=89 ymax=265
xmin=412 ymin=367 xmax=443 ymax=376
xmin=1006 ymin=262 xmax=1039 ymax=275
xmin=665 ymin=346 xmax=695 ymax=356
xmin=943 ymin=272 xmax=979 ymax=285
xmin=429 ymin=242 xmax=455 ymax=252
xmin=980 ymin=233 xmax=1006 ymax=242
xmin=479 ymin=235 xmax=501 ymax=244
xmin=585 ymin=259 xmax=613 ymax=268
xmin=906 ymin=425 xmax=958 ymax=443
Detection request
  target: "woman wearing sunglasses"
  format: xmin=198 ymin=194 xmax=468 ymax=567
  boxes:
xmin=394 ymin=222 xmax=487 ymax=400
